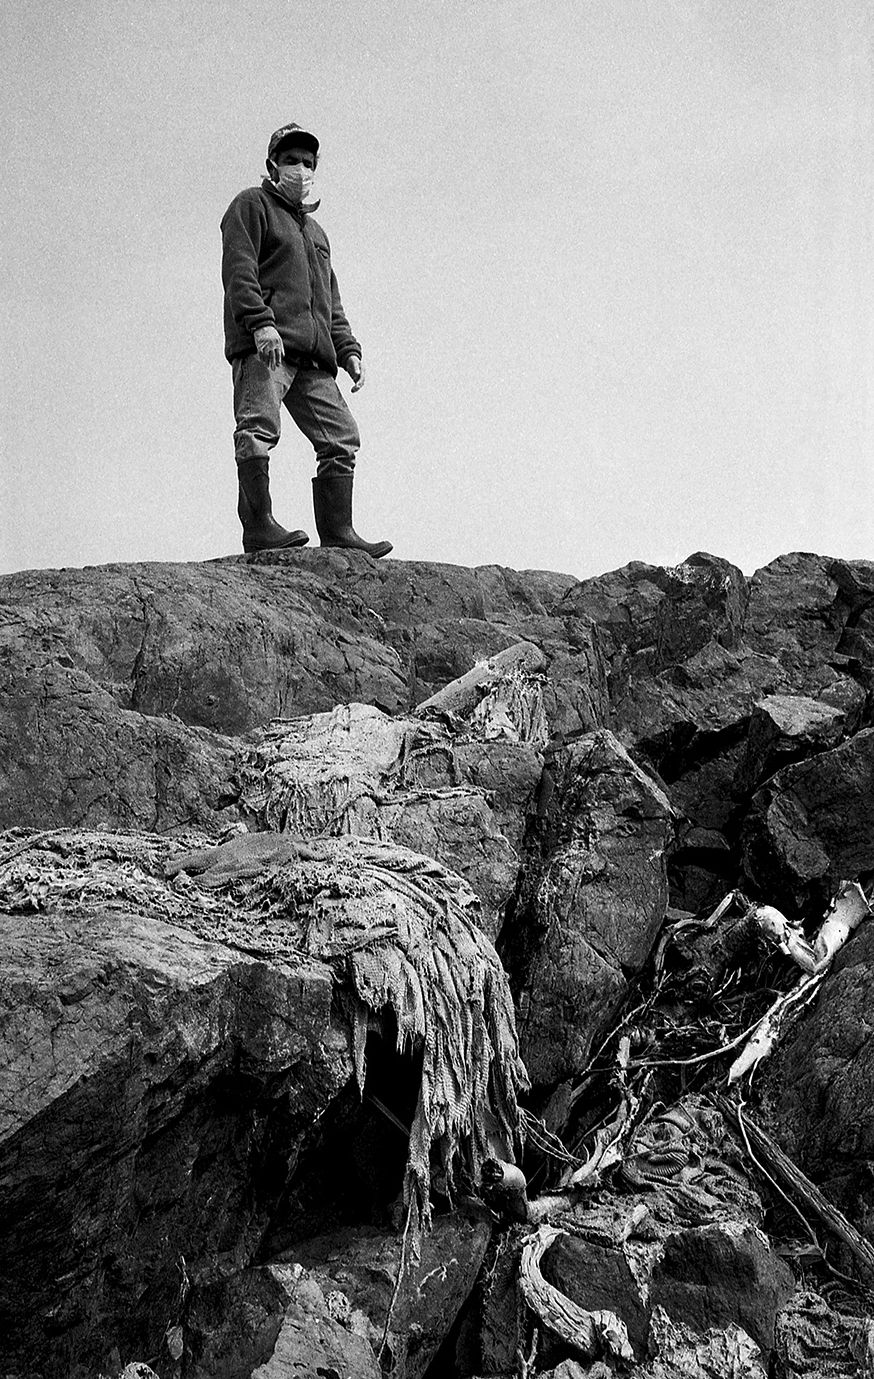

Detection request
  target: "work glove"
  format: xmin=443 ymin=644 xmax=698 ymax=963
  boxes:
xmin=253 ymin=325 xmax=283 ymax=370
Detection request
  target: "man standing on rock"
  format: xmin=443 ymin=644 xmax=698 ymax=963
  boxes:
xmin=221 ymin=122 xmax=392 ymax=558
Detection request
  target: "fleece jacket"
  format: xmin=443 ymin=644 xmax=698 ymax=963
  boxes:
xmin=220 ymin=182 xmax=361 ymax=375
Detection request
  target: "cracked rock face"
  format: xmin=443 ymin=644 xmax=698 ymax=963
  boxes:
xmin=0 ymin=649 xmax=242 ymax=833
xmin=741 ymin=728 xmax=874 ymax=914
xmin=760 ymin=919 xmax=874 ymax=1240
xmin=649 ymin=1222 xmax=794 ymax=1355
xmin=0 ymin=555 xmax=569 ymax=833
xmin=232 ymin=1217 xmax=492 ymax=1379
xmin=732 ymin=693 xmax=848 ymax=797
xmin=499 ymin=728 xmax=674 ymax=1088
xmin=3 ymin=549 xmax=874 ymax=845
xmin=0 ymin=909 xmax=352 ymax=1377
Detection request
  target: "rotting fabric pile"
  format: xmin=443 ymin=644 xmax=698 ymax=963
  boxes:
xmin=4 ymin=550 xmax=874 ymax=1379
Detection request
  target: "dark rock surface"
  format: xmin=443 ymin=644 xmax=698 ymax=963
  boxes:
xmin=759 ymin=920 xmax=874 ymax=1241
xmin=501 ymin=728 xmax=674 ymax=1087
xmin=185 ymin=1258 xmax=383 ymax=1379
xmin=742 ymin=553 xmax=852 ymax=683
xmin=272 ymin=1217 xmax=491 ymax=1379
xmin=649 ymin=1222 xmax=794 ymax=1354
xmin=0 ymin=553 xmax=578 ymax=832
xmin=0 ymin=908 xmax=351 ymax=1377
xmin=554 ymin=552 xmax=747 ymax=667
xmin=741 ymin=727 xmax=874 ymax=914
xmin=565 ymin=552 xmax=870 ymax=854
xmin=0 ymin=650 xmax=241 ymax=832
xmin=5 ymin=547 xmax=874 ymax=845
xmin=733 ymin=693 xmax=848 ymax=798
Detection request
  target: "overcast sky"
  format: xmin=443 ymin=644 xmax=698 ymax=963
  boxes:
xmin=3 ymin=0 xmax=872 ymax=581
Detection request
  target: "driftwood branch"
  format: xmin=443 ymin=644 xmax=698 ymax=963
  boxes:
xmin=715 ymin=1095 xmax=874 ymax=1285
xmin=519 ymin=1224 xmax=634 ymax=1361
xmin=413 ymin=641 xmax=545 ymax=719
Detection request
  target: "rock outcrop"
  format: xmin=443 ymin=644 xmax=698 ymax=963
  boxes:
xmin=3 ymin=546 xmax=874 ymax=1378
xmin=0 ymin=894 xmax=351 ymax=1375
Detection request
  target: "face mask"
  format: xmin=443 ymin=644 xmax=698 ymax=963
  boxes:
xmin=273 ymin=164 xmax=318 ymax=210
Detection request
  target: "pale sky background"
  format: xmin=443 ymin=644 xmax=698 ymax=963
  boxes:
xmin=2 ymin=0 xmax=873 ymax=581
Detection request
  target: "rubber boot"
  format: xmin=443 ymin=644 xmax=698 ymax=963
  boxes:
xmin=237 ymin=457 xmax=308 ymax=553
xmin=312 ymin=472 xmax=392 ymax=558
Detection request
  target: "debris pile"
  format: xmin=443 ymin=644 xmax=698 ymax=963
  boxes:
xmin=238 ymin=679 xmax=545 ymax=940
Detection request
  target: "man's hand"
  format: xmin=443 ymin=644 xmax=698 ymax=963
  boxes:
xmin=346 ymin=355 xmax=366 ymax=392
xmin=253 ymin=325 xmax=283 ymax=370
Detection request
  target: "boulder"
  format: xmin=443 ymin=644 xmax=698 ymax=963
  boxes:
xmin=450 ymin=738 xmax=546 ymax=856
xmin=0 ymin=557 xmax=409 ymax=736
xmin=831 ymin=557 xmax=874 ymax=692
xmin=0 ymin=904 xmax=351 ymax=1378
xmin=185 ymin=1258 xmax=382 ymax=1379
xmin=555 ymin=553 xmax=747 ymax=668
xmin=554 ymin=554 xmax=871 ymax=849
xmin=742 ymin=553 xmax=850 ymax=686
xmin=250 ymin=1301 xmax=381 ymax=1379
xmin=760 ymin=920 xmax=874 ymax=1239
xmin=500 ymin=729 xmax=674 ymax=1088
xmin=0 ymin=825 xmax=527 ymax=1377
xmin=0 ymin=554 xmax=581 ymax=737
xmin=5 ymin=549 xmax=873 ymax=849
xmin=608 ymin=643 xmax=785 ymax=832
xmin=0 ymin=555 xmax=599 ymax=836
xmin=741 ymin=728 xmax=874 ymax=913
xmin=271 ymin=1217 xmax=491 ymax=1379
xmin=611 ymin=646 xmax=861 ymax=838
xmin=733 ymin=694 xmax=847 ymax=797
xmin=649 ymin=1222 xmax=794 ymax=1355
xmin=0 ymin=650 xmax=242 ymax=833
xmin=742 ymin=554 xmax=874 ymax=697
xmin=532 ymin=616 xmax=612 ymax=738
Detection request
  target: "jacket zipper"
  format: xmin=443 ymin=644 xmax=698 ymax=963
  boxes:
xmin=300 ymin=219 xmax=318 ymax=354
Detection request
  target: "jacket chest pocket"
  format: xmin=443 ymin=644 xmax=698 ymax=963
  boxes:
xmin=310 ymin=243 xmax=332 ymax=291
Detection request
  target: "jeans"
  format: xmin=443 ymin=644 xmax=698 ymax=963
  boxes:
xmin=232 ymin=352 xmax=359 ymax=474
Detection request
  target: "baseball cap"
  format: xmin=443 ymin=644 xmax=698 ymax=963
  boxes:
xmin=267 ymin=123 xmax=320 ymax=160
